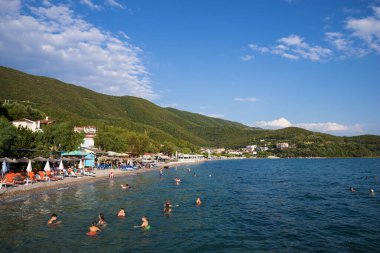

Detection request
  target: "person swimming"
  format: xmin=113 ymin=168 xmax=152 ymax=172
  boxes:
xmin=121 ymin=184 xmax=131 ymax=189
xmin=47 ymin=213 xmax=61 ymax=225
xmin=87 ymin=221 xmax=101 ymax=235
xmin=174 ymin=178 xmax=181 ymax=184
xmin=196 ymin=197 xmax=202 ymax=206
xmin=135 ymin=216 xmax=150 ymax=230
xmin=98 ymin=213 xmax=106 ymax=225
xmin=117 ymin=208 xmax=126 ymax=217
xmin=370 ymin=188 xmax=375 ymax=194
xmin=349 ymin=187 xmax=356 ymax=192
xmin=159 ymin=168 xmax=163 ymax=177
xmin=163 ymin=200 xmax=172 ymax=214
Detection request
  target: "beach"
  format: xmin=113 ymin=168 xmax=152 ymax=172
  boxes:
xmin=0 ymin=160 xmax=206 ymax=202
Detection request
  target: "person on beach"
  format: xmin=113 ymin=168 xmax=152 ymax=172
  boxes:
xmin=47 ymin=213 xmax=61 ymax=225
xmin=109 ymin=168 xmax=114 ymax=179
xmin=88 ymin=221 xmax=101 ymax=235
xmin=117 ymin=208 xmax=126 ymax=217
xmin=98 ymin=213 xmax=106 ymax=225
xmin=121 ymin=183 xmax=131 ymax=189
xmin=163 ymin=200 xmax=172 ymax=214
xmin=196 ymin=197 xmax=202 ymax=206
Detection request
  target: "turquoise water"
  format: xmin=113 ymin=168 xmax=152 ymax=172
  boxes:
xmin=0 ymin=158 xmax=380 ymax=252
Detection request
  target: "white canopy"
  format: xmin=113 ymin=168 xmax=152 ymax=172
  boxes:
xmin=26 ymin=160 xmax=32 ymax=172
xmin=43 ymin=160 xmax=51 ymax=172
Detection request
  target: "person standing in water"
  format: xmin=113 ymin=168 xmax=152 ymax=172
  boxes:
xmin=98 ymin=213 xmax=106 ymax=225
xmin=163 ymin=200 xmax=172 ymax=214
xmin=109 ymin=168 xmax=114 ymax=179
xmin=159 ymin=168 xmax=163 ymax=177
xmin=196 ymin=197 xmax=202 ymax=206
xmin=135 ymin=216 xmax=150 ymax=230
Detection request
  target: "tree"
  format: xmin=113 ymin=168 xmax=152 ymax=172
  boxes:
xmin=0 ymin=117 xmax=17 ymax=156
xmin=38 ymin=123 xmax=84 ymax=152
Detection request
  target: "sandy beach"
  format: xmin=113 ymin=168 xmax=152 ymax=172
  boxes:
xmin=0 ymin=160 xmax=206 ymax=202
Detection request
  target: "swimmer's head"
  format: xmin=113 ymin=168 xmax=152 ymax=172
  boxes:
xmin=51 ymin=213 xmax=57 ymax=218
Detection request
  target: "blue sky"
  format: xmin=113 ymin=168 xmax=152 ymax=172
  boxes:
xmin=0 ymin=0 xmax=379 ymax=135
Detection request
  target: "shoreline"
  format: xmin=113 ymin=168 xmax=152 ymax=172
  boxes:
xmin=0 ymin=160 xmax=206 ymax=203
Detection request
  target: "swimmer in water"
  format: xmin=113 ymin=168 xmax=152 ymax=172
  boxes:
xmin=370 ymin=188 xmax=375 ymax=194
xmin=121 ymin=183 xmax=131 ymax=189
xmin=98 ymin=213 xmax=106 ymax=225
xmin=159 ymin=168 xmax=163 ymax=177
xmin=163 ymin=200 xmax=172 ymax=214
xmin=349 ymin=187 xmax=356 ymax=192
xmin=174 ymin=178 xmax=181 ymax=184
xmin=88 ymin=221 xmax=101 ymax=235
xmin=196 ymin=197 xmax=202 ymax=206
xmin=117 ymin=208 xmax=126 ymax=217
xmin=47 ymin=213 xmax=61 ymax=225
xmin=135 ymin=216 xmax=150 ymax=230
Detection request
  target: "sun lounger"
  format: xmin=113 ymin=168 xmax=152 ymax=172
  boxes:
xmin=46 ymin=171 xmax=61 ymax=181
xmin=38 ymin=171 xmax=50 ymax=182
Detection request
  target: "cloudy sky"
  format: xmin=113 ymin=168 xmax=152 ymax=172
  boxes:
xmin=0 ymin=0 xmax=379 ymax=136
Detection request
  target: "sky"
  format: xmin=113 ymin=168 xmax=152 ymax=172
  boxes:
xmin=0 ymin=0 xmax=379 ymax=136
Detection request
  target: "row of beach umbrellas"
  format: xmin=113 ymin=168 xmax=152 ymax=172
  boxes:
xmin=1 ymin=157 xmax=88 ymax=176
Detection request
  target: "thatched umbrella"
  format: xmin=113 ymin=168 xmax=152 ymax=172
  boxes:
xmin=33 ymin=156 xmax=47 ymax=162
xmin=17 ymin=157 xmax=30 ymax=163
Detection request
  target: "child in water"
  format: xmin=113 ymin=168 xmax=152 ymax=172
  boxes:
xmin=47 ymin=213 xmax=61 ymax=225
xmin=117 ymin=208 xmax=126 ymax=217
xmin=196 ymin=197 xmax=202 ymax=206
xmin=121 ymin=183 xmax=131 ymax=189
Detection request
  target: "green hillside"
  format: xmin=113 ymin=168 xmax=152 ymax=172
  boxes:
xmin=1 ymin=66 xmax=380 ymax=157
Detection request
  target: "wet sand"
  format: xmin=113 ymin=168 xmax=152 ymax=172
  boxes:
xmin=0 ymin=160 xmax=206 ymax=202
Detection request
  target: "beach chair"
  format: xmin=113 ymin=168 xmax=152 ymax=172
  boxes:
xmin=26 ymin=172 xmax=37 ymax=184
xmin=38 ymin=171 xmax=50 ymax=182
xmin=46 ymin=171 xmax=61 ymax=181
xmin=3 ymin=174 xmax=16 ymax=188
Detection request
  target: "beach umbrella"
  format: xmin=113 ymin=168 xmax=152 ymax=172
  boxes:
xmin=58 ymin=160 xmax=65 ymax=170
xmin=17 ymin=157 xmax=30 ymax=163
xmin=26 ymin=160 xmax=32 ymax=173
xmin=48 ymin=157 xmax=59 ymax=163
xmin=78 ymin=159 xmax=83 ymax=169
xmin=60 ymin=157 xmax=72 ymax=162
xmin=43 ymin=160 xmax=51 ymax=172
xmin=0 ymin=157 xmax=15 ymax=163
xmin=1 ymin=161 xmax=8 ymax=177
xmin=33 ymin=156 xmax=47 ymax=162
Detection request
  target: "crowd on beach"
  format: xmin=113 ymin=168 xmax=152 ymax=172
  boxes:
xmin=46 ymin=167 xmax=203 ymax=236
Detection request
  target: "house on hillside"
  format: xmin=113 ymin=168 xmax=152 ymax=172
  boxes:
xmin=74 ymin=126 xmax=97 ymax=148
xmin=276 ymin=142 xmax=289 ymax=150
xmin=12 ymin=116 xmax=54 ymax=132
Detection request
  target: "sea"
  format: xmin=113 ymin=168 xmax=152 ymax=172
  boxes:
xmin=0 ymin=158 xmax=379 ymax=253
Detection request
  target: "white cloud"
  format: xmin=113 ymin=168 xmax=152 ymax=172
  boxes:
xmin=234 ymin=97 xmax=259 ymax=102
xmin=251 ymin=117 xmax=364 ymax=135
xmin=346 ymin=6 xmax=380 ymax=53
xmin=0 ymin=0 xmax=157 ymax=99
xmin=249 ymin=34 xmax=332 ymax=62
xmin=80 ymin=0 xmax=102 ymax=10
xmin=241 ymin=54 xmax=253 ymax=61
xmin=105 ymin=0 xmax=124 ymax=9
xmin=253 ymin=117 xmax=292 ymax=129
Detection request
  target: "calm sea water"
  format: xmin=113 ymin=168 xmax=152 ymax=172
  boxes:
xmin=0 ymin=158 xmax=380 ymax=253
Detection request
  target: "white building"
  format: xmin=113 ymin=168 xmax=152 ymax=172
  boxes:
xmin=246 ymin=145 xmax=257 ymax=152
xmin=12 ymin=119 xmax=42 ymax=132
xmin=276 ymin=143 xmax=289 ymax=150
xmin=74 ymin=126 xmax=97 ymax=148
xmin=177 ymin=153 xmax=204 ymax=162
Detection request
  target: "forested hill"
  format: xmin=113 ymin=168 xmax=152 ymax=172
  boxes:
xmin=0 ymin=66 xmax=255 ymax=147
xmin=1 ymin=66 xmax=380 ymax=157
